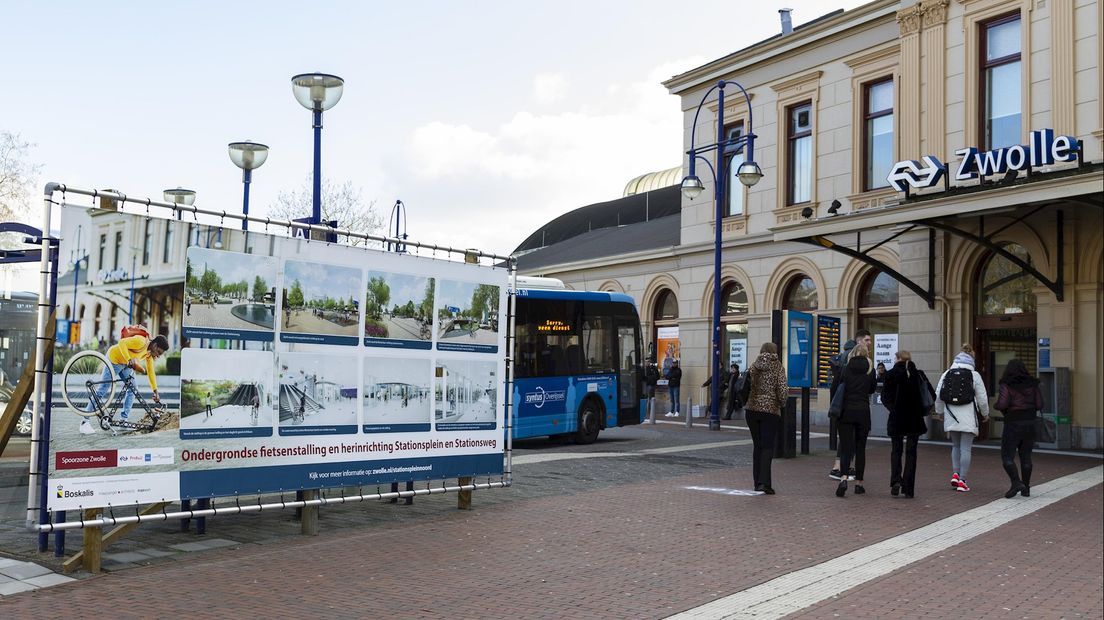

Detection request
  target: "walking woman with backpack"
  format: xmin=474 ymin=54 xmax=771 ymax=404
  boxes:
xmin=744 ymin=343 xmax=788 ymax=494
xmin=835 ymin=343 xmax=877 ymax=497
xmin=995 ymin=358 xmax=1043 ymax=498
xmin=933 ymin=344 xmax=990 ymax=492
xmin=881 ymin=351 xmax=930 ymax=498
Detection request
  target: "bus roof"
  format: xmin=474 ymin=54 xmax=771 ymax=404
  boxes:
xmin=516 ymin=287 xmax=637 ymax=307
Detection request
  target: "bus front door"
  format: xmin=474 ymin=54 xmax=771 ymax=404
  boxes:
xmin=616 ymin=323 xmax=642 ymax=425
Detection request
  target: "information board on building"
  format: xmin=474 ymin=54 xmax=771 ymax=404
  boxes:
xmin=873 ymin=333 xmax=898 ymax=369
xmin=816 ymin=315 xmax=841 ymax=388
xmin=46 ymin=203 xmax=508 ymax=511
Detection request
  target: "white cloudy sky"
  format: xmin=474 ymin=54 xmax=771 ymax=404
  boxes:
xmin=2 ymin=1 xmax=864 ymax=260
xmin=284 ymin=260 xmax=361 ymax=302
xmin=366 ymin=271 xmax=430 ymax=306
xmin=189 ymin=246 xmax=277 ymax=289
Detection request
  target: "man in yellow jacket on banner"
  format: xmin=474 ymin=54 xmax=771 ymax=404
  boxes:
xmin=87 ymin=331 xmax=170 ymax=423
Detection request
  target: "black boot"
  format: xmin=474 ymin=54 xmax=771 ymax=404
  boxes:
xmin=835 ymin=480 xmax=847 ymax=497
xmin=1005 ymin=482 xmax=1026 ymax=498
xmin=1021 ymin=468 xmax=1031 ymax=496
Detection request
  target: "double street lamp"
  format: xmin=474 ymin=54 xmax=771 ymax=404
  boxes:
xmin=291 ymin=72 xmax=344 ymax=225
xmin=680 ymin=80 xmax=763 ymax=431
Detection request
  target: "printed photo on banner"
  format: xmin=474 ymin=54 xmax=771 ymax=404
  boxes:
xmin=179 ymin=348 xmax=275 ymax=439
xmin=277 ymin=352 xmax=359 ymax=435
xmin=279 ymin=259 xmax=362 ymax=345
xmin=435 ymin=359 xmax=498 ymax=431
xmin=364 ymin=271 xmax=435 ymax=349
xmin=183 ymin=246 xmax=278 ymax=342
xmin=362 ymin=357 xmax=432 ymax=433
xmin=436 ymin=280 xmax=500 ymax=353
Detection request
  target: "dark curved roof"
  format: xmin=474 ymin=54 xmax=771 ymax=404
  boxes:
xmin=514 ymin=211 xmax=680 ymax=273
xmin=513 ymin=184 xmax=682 ymax=254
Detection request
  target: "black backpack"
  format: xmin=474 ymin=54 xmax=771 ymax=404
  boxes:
xmin=939 ymin=368 xmax=975 ymax=406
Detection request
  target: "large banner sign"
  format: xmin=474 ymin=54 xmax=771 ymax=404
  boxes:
xmin=48 ymin=204 xmax=508 ymax=511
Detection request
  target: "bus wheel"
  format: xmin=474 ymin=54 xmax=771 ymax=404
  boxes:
xmin=574 ymin=402 xmax=601 ymax=444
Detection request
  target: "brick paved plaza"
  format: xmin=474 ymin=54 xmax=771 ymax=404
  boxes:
xmin=0 ymin=423 xmax=1100 ymax=618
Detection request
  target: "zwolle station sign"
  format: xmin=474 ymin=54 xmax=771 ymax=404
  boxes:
xmin=887 ymin=128 xmax=1081 ymax=193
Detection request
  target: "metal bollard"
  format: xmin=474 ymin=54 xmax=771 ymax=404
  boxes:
xmin=685 ymin=397 xmax=693 ymax=428
xmin=648 ymin=397 xmax=656 ymax=424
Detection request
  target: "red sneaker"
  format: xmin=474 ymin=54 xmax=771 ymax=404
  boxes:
xmin=955 ymin=480 xmax=971 ymax=492
xmin=951 ymin=473 xmax=961 ymax=488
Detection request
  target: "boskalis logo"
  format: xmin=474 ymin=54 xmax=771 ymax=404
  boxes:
xmin=56 ymin=484 xmax=93 ymax=499
xmin=523 ymin=386 xmax=566 ymax=409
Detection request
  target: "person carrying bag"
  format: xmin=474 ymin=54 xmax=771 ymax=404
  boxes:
xmin=744 ymin=343 xmax=787 ymax=495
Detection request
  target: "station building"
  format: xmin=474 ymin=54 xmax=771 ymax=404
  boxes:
xmin=515 ymin=0 xmax=1103 ymax=448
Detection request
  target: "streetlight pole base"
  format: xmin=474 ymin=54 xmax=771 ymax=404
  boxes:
xmin=708 ymin=419 xmax=721 ymax=431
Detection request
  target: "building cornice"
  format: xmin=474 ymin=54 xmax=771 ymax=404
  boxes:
xmin=663 ymin=0 xmax=899 ymax=95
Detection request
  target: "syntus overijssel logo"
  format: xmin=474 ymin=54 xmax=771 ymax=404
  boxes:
xmin=524 ymin=386 xmax=566 ymax=409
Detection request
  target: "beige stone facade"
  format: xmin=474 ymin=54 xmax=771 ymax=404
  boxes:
xmin=518 ymin=0 xmax=1103 ymax=447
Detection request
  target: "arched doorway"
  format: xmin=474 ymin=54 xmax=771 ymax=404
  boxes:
xmin=652 ymin=289 xmax=679 ymax=375
xmin=975 ymin=242 xmax=1037 ymax=396
xmin=781 ymin=274 xmax=817 ymax=311
xmin=720 ymin=281 xmax=749 ymax=373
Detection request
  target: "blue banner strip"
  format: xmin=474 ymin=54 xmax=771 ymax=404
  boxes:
xmin=436 ymin=342 xmax=499 ymax=354
xmin=436 ymin=422 xmax=498 ymax=431
xmin=280 ymin=333 xmax=359 ymax=346
xmin=278 ymin=424 xmax=358 ymax=436
xmin=363 ymin=337 xmax=432 ymax=350
xmin=362 ymin=423 xmax=432 ymax=434
xmin=180 ymin=427 xmax=274 ymax=440
xmin=184 ymin=326 xmax=274 ymax=342
xmin=179 ymin=453 xmax=505 ymax=498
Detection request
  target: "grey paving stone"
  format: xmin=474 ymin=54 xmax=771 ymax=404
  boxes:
xmin=168 ymin=542 xmax=210 ymax=552
xmin=136 ymin=548 xmax=176 ymax=558
xmin=0 ymin=580 xmax=37 ymax=595
xmin=194 ymin=538 xmax=239 ymax=549
xmin=0 ymin=557 xmax=23 ymax=568
xmin=102 ymin=551 xmax=152 ymax=563
xmin=0 ymin=561 xmax=51 ymax=580
xmin=24 ymin=573 xmax=76 ymax=587
xmin=0 ymin=574 xmax=13 ymax=584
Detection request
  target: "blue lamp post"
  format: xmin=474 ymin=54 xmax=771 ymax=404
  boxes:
xmin=164 ymin=187 xmax=196 ymax=222
xmin=681 ymin=80 xmax=763 ymax=431
xmin=228 ymin=140 xmax=269 ymax=248
xmin=291 ymin=73 xmax=344 ymax=225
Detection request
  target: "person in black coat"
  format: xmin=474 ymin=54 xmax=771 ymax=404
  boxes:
xmin=836 ymin=344 xmax=877 ymax=497
xmin=881 ymin=351 xmax=929 ymax=498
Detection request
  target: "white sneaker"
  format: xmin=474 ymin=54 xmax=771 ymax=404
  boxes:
xmin=664 ymin=412 xmax=674 ymax=417
xmin=79 ymin=419 xmax=97 ymax=435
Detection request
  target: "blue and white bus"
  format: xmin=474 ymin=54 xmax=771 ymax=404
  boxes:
xmin=512 ymin=283 xmax=645 ymax=443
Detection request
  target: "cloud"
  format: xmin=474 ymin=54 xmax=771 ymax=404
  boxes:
xmin=398 ymin=57 xmax=708 ymax=256
xmin=532 ymin=73 xmax=568 ymax=105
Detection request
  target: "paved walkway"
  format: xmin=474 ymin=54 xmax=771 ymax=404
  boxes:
xmin=0 ymin=422 xmax=1100 ymax=617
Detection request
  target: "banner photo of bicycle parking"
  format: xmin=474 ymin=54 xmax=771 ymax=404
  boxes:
xmin=46 ymin=203 xmax=508 ymax=512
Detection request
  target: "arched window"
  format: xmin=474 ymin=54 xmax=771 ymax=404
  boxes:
xmin=720 ymin=281 xmax=749 ymax=372
xmin=782 ymin=275 xmax=817 ymax=311
xmin=978 ymin=242 xmax=1036 ymax=315
xmin=857 ymin=271 xmax=899 ymax=335
xmin=652 ymin=289 xmax=679 ymax=370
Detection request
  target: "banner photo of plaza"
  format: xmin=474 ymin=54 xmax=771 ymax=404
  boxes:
xmin=179 ymin=349 xmax=275 ymax=439
xmin=435 ymin=279 xmax=502 ymax=353
xmin=280 ymin=259 xmax=362 ymax=346
xmin=362 ymin=357 xmax=432 ymax=433
xmin=46 ymin=201 xmax=508 ymax=511
xmin=435 ymin=359 xmax=498 ymax=431
xmin=183 ymin=246 xmax=277 ymax=342
xmin=364 ymin=271 xmax=435 ymax=350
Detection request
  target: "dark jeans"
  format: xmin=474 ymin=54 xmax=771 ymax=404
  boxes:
xmin=838 ymin=420 xmax=870 ymax=481
xmin=1001 ymin=419 xmax=1036 ymax=486
xmin=890 ymin=434 xmax=920 ymax=494
xmin=746 ymin=410 xmax=779 ymax=488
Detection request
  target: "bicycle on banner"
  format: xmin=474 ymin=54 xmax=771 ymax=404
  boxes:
xmin=60 ymin=327 xmax=172 ymax=436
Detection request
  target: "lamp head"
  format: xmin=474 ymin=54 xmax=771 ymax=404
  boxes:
xmin=163 ymin=187 xmax=196 ymax=206
xmin=291 ymin=72 xmax=345 ymax=111
xmin=827 ymin=199 xmax=842 ymax=215
xmin=736 ymin=161 xmax=763 ymax=187
xmin=228 ymin=141 xmax=270 ymax=171
xmin=800 ymin=206 xmax=814 ymax=219
xmin=680 ymin=175 xmax=705 ymax=199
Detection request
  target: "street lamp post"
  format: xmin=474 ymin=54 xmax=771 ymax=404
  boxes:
xmin=291 ymin=73 xmax=344 ymax=225
xmin=388 ymin=199 xmax=408 ymax=253
xmin=680 ymin=80 xmax=763 ymax=431
xmin=228 ymin=141 xmax=269 ymax=248
xmin=163 ymin=187 xmax=196 ymax=221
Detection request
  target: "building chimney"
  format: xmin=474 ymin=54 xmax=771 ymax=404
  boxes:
xmin=779 ymin=8 xmax=794 ymax=34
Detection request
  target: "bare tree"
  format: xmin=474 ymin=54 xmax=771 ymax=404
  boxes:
xmin=267 ymin=175 xmax=384 ymax=246
xmin=0 ymin=131 xmax=39 ymax=223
